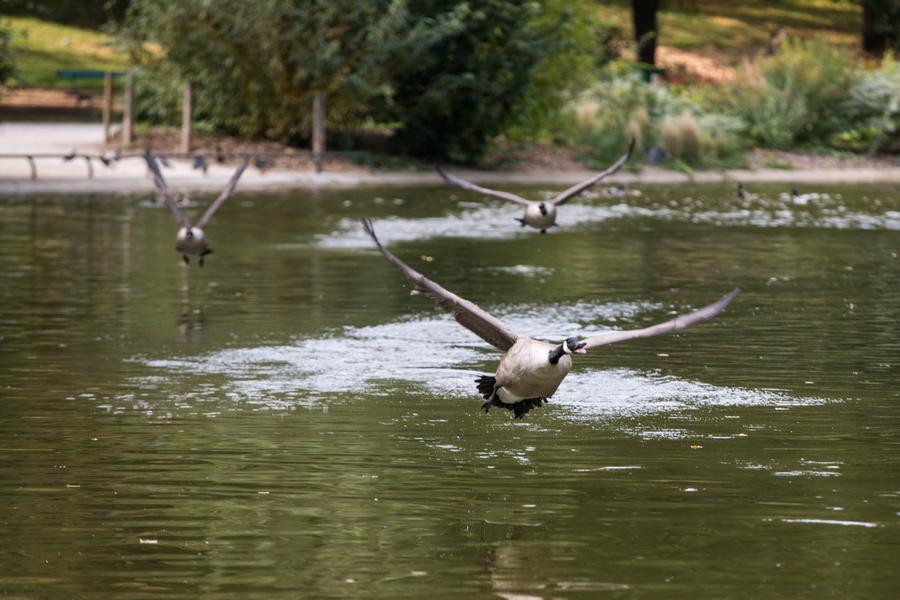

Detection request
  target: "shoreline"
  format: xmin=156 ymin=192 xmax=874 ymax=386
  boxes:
xmin=3 ymin=165 xmax=900 ymax=195
xmin=1 ymin=122 xmax=899 ymax=194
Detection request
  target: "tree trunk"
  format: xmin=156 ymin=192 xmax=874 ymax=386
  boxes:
xmin=861 ymin=0 xmax=900 ymax=57
xmin=632 ymin=0 xmax=659 ymax=66
xmin=181 ymin=81 xmax=192 ymax=154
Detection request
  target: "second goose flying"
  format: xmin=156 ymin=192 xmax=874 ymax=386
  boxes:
xmin=144 ymin=151 xmax=250 ymax=267
xmin=437 ymin=140 xmax=634 ymax=234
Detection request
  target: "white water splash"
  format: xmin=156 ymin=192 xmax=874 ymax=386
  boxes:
xmin=128 ymin=300 xmax=821 ymax=418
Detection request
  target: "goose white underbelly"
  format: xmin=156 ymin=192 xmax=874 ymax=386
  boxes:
xmin=495 ymin=338 xmax=572 ymax=403
xmin=175 ymin=227 xmax=207 ymax=255
xmin=523 ymin=203 xmax=557 ymax=229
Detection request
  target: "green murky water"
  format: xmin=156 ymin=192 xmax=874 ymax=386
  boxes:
xmin=1 ymin=181 xmax=899 ymax=598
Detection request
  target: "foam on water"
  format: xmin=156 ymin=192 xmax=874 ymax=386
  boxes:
xmin=127 ymin=299 xmax=822 ymax=419
xmin=317 ymin=204 xmax=656 ymax=247
xmin=317 ymin=197 xmax=900 ymax=247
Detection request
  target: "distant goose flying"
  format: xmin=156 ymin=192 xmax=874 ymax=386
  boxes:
xmin=437 ymin=140 xmax=635 ymax=233
xmin=362 ymin=218 xmax=738 ymax=419
xmin=144 ymin=151 xmax=250 ymax=267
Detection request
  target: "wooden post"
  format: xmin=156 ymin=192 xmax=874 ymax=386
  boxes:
xmin=312 ymin=91 xmax=325 ymax=173
xmin=122 ymin=69 xmax=134 ymax=148
xmin=181 ymin=81 xmax=192 ymax=154
xmin=102 ymin=71 xmax=114 ymax=143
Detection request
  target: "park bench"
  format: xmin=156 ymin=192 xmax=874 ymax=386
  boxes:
xmin=55 ymin=69 xmax=124 ymax=116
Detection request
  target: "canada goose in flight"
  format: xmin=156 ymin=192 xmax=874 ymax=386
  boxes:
xmin=437 ymin=140 xmax=635 ymax=233
xmin=143 ymin=151 xmax=250 ymax=267
xmin=361 ymin=218 xmax=738 ymax=419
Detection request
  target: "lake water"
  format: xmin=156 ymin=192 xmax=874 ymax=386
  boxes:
xmin=1 ymin=181 xmax=899 ymax=598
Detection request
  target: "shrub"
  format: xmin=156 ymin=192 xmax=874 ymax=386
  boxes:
xmin=729 ymin=39 xmax=857 ymax=148
xmin=842 ymin=54 xmax=900 ymax=152
xmin=120 ymin=0 xmax=602 ymax=162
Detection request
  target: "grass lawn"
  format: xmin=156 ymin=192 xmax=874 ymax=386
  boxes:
xmin=593 ymin=0 xmax=862 ymax=63
xmin=5 ymin=17 xmax=129 ymax=89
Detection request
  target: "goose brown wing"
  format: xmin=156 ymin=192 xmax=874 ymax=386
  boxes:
xmin=583 ymin=288 xmax=738 ymax=349
xmin=196 ymin=156 xmax=251 ymax=229
xmin=362 ymin=219 xmax=520 ymax=352
xmin=550 ymin=139 xmax=635 ymax=206
xmin=143 ymin=151 xmax=190 ymax=229
xmin=436 ymin=166 xmax=531 ymax=207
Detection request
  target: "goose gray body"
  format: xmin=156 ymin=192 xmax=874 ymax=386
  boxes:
xmin=362 ymin=218 xmax=739 ymax=419
xmin=143 ymin=151 xmax=250 ymax=266
xmin=437 ymin=139 xmax=634 ymax=233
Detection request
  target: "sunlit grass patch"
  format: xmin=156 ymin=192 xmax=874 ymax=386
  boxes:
xmin=7 ymin=17 xmax=128 ymax=88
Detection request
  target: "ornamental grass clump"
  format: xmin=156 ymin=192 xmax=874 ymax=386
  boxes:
xmin=578 ymin=74 xmax=745 ymax=168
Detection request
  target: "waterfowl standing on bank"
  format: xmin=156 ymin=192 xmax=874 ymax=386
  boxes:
xmin=143 ymin=151 xmax=250 ymax=267
xmin=361 ymin=218 xmax=738 ymax=419
xmin=436 ymin=140 xmax=634 ymax=234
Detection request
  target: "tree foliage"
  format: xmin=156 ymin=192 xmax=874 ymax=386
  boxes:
xmin=2 ymin=0 xmax=128 ymax=28
xmin=0 ymin=20 xmax=15 ymax=85
xmin=119 ymin=0 xmax=598 ymax=162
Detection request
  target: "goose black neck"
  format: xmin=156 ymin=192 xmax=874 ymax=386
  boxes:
xmin=548 ymin=344 xmax=566 ymax=365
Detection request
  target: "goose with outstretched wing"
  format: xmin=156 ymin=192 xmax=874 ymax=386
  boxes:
xmin=436 ymin=140 xmax=634 ymax=234
xmin=362 ymin=218 xmax=738 ymax=418
xmin=143 ymin=151 xmax=250 ymax=267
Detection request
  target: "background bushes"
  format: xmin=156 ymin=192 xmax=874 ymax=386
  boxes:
xmin=120 ymin=0 xmax=604 ymax=164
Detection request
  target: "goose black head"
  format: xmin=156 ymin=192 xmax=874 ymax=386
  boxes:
xmin=564 ymin=337 xmax=587 ymax=355
xmin=185 ymin=228 xmax=194 ymax=240
xmin=539 ymin=202 xmax=548 ymax=216
xmin=549 ymin=336 xmax=587 ymax=364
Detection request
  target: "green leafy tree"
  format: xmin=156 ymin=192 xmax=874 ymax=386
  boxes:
xmin=122 ymin=0 xmax=412 ymax=140
xmin=0 ymin=20 xmax=15 ymax=86
xmin=2 ymin=0 xmax=129 ymax=28
xmin=120 ymin=0 xmax=597 ymax=161
xmin=379 ymin=1 xmax=594 ymax=162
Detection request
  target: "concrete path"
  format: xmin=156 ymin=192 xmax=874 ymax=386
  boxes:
xmin=2 ymin=122 xmax=900 ymax=194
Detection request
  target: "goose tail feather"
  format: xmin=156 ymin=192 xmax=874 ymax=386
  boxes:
xmin=476 ymin=375 xmax=496 ymax=400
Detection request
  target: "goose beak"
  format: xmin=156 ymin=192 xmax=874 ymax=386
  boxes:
xmin=575 ymin=343 xmax=588 ymax=354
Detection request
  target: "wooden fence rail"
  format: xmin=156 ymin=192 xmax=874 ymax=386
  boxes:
xmin=0 ymin=150 xmax=376 ymax=181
